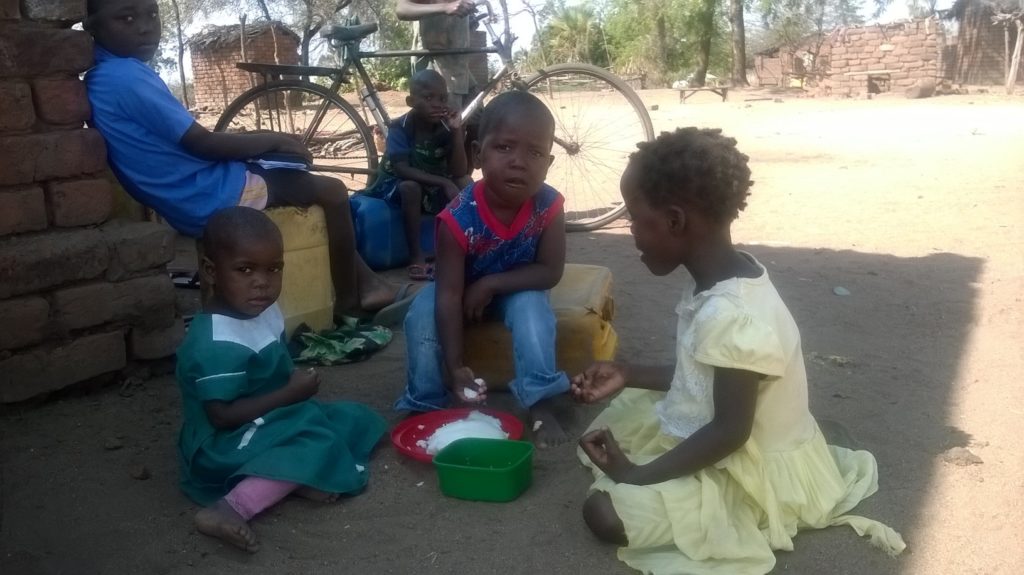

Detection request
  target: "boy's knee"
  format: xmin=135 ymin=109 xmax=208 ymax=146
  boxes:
xmin=506 ymin=291 xmax=555 ymax=328
xmin=403 ymin=291 xmax=436 ymax=335
xmin=312 ymin=175 xmax=349 ymax=207
xmin=397 ymin=180 xmax=423 ymax=199
xmin=583 ymin=491 xmax=627 ymax=546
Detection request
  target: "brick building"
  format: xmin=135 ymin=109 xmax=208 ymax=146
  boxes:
xmin=0 ymin=1 xmax=181 ymax=402
xmin=190 ymin=22 xmax=300 ymax=111
xmin=824 ymin=18 xmax=946 ymax=95
xmin=755 ymin=11 xmax=1022 ymax=95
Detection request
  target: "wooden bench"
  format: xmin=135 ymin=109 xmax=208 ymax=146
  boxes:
xmin=677 ymin=86 xmax=729 ymax=103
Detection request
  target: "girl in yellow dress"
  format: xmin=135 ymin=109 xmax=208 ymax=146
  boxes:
xmin=572 ymin=128 xmax=906 ymax=575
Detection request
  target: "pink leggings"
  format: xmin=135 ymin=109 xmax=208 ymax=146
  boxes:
xmin=223 ymin=476 xmax=298 ymax=520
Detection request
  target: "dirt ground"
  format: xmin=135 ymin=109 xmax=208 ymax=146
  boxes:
xmin=2 ymin=89 xmax=1023 ymax=575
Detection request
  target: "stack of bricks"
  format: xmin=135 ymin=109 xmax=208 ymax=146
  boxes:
xmin=826 ymin=17 xmax=945 ymax=96
xmin=190 ymin=24 xmax=300 ymax=111
xmin=0 ymin=0 xmax=181 ymax=403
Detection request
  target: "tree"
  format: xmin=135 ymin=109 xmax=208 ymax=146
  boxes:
xmin=544 ymin=4 xmax=602 ymax=64
xmin=729 ymin=0 xmax=749 ymax=86
xmin=155 ymin=0 xmax=204 ymax=106
xmin=168 ymin=0 xmax=190 ymax=106
xmin=691 ymin=0 xmax=717 ymax=85
xmin=755 ymin=0 xmax=864 ymax=80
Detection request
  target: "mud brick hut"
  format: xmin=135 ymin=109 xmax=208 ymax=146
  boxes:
xmin=753 ymin=34 xmax=831 ymax=87
xmin=824 ymin=18 xmax=946 ymax=95
xmin=190 ymin=22 xmax=300 ymax=111
xmin=754 ymin=17 xmax=947 ymax=95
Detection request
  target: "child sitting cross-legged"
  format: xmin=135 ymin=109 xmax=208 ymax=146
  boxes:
xmin=361 ymin=69 xmax=473 ymax=280
xmin=394 ymin=91 xmax=571 ymax=447
xmin=571 ymin=128 xmax=906 ymax=574
xmin=176 ymin=207 xmax=387 ymax=553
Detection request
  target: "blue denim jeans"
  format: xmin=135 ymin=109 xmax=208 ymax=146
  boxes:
xmin=394 ymin=282 xmax=570 ymax=412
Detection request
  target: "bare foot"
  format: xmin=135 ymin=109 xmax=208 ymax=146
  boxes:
xmin=294 ymin=485 xmax=340 ymax=503
xmin=530 ymin=399 xmax=569 ymax=448
xmin=194 ymin=499 xmax=259 ymax=553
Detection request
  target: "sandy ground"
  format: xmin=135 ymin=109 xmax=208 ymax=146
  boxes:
xmin=3 ymin=90 xmax=1023 ymax=574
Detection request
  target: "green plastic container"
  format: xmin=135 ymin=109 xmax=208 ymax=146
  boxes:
xmin=433 ymin=438 xmax=534 ymax=502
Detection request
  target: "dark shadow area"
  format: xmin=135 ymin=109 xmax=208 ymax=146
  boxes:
xmin=0 ymin=229 xmax=981 ymax=574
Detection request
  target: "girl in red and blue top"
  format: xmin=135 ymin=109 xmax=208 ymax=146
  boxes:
xmin=395 ymin=91 xmax=571 ymax=447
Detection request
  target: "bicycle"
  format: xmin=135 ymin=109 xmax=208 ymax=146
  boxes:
xmin=215 ymin=0 xmax=654 ymax=231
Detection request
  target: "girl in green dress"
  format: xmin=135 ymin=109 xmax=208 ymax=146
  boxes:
xmin=175 ymin=206 xmax=387 ymax=553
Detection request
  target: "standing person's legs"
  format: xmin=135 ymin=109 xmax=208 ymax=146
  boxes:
xmin=395 ymin=283 xmax=451 ymax=412
xmin=253 ymin=166 xmax=415 ymax=314
xmin=495 ymin=290 xmax=571 ymax=446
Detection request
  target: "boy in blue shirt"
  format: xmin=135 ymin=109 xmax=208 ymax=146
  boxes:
xmin=84 ymin=0 xmax=418 ymax=320
xmin=361 ymin=69 xmax=472 ymax=280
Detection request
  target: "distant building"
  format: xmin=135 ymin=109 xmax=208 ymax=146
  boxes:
xmin=189 ymin=22 xmax=300 ymax=111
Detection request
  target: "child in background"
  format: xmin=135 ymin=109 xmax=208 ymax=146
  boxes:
xmin=571 ymin=128 xmax=905 ymax=574
xmin=84 ymin=0 xmax=417 ymax=321
xmin=394 ymin=91 xmax=570 ymax=447
xmin=361 ymin=69 xmax=472 ymax=280
xmin=176 ymin=207 xmax=386 ymax=553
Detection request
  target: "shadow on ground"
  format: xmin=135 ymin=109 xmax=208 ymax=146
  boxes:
xmin=0 ymin=229 xmax=981 ymax=574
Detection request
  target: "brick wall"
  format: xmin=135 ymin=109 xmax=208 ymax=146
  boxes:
xmin=0 ymin=1 xmax=180 ymax=403
xmin=826 ymin=18 xmax=945 ymax=95
xmin=191 ymin=31 xmax=300 ymax=111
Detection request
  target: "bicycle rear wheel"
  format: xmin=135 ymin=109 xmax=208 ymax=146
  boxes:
xmin=215 ymin=80 xmax=378 ymax=190
xmin=522 ymin=63 xmax=654 ymax=231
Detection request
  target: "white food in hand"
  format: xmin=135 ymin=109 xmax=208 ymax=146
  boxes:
xmin=533 ymin=420 xmax=543 ymax=432
xmin=463 ymin=387 xmax=479 ymax=399
xmin=425 ymin=411 xmax=507 ymax=455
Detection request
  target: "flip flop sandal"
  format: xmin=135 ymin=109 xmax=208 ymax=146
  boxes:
xmin=371 ymin=283 xmax=419 ymax=328
xmin=171 ymin=271 xmax=200 ymax=289
xmin=408 ymin=264 xmax=431 ymax=281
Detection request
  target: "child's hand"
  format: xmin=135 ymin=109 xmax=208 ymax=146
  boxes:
xmin=445 ymin=0 xmax=476 ymax=17
xmin=270 ymin=134 xmax=313 ymax=165
xmin=579 ymin=428 xmax=635 ymax=483
xmin=451 ymin=366 xmax=487 ymax=403
xmin=445 ymin=107 xmax=463 ymax=131
xmin=571 ymin=362 xmax=628 ymax=403
xmin=286 ymin=367 xmax=321 ymax=401
xmin=443 ymin=180 xmax=462 ymax=201
xmin=463 ymin=278 xmax=494 ymax=322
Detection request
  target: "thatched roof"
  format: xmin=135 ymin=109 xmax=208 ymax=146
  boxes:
xmin=189 ymin=21 xmax=299 ymax=51
xmin=945 ymin=0 xmax=1022 ymax=20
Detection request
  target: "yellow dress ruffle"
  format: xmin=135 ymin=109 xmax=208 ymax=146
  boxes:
xmin=580 ymin=389 xmax=906 ymax=575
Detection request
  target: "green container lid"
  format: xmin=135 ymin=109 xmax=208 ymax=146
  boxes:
xmin=433 ymin=438 xmax=534 ymax=503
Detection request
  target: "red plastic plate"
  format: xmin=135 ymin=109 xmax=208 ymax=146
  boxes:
xmin=391 ymin=408 xmax=524 ymax=463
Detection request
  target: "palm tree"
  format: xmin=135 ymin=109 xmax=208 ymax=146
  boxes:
xmin=546 ymin=5 xmax=599 ymax=63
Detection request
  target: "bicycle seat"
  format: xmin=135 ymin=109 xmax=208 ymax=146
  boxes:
xmin=321 ymin=23 xmax=378 ymax=43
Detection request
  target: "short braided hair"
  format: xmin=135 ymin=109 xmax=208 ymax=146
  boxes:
xmin=629 ymin=127 xmax=752 ymax=223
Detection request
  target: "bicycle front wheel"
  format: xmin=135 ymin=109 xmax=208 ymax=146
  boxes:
xmin=523 ymin=64 xmax=654 ymax=231
xmin=215 ymin=80 xmax=378 ymax=190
